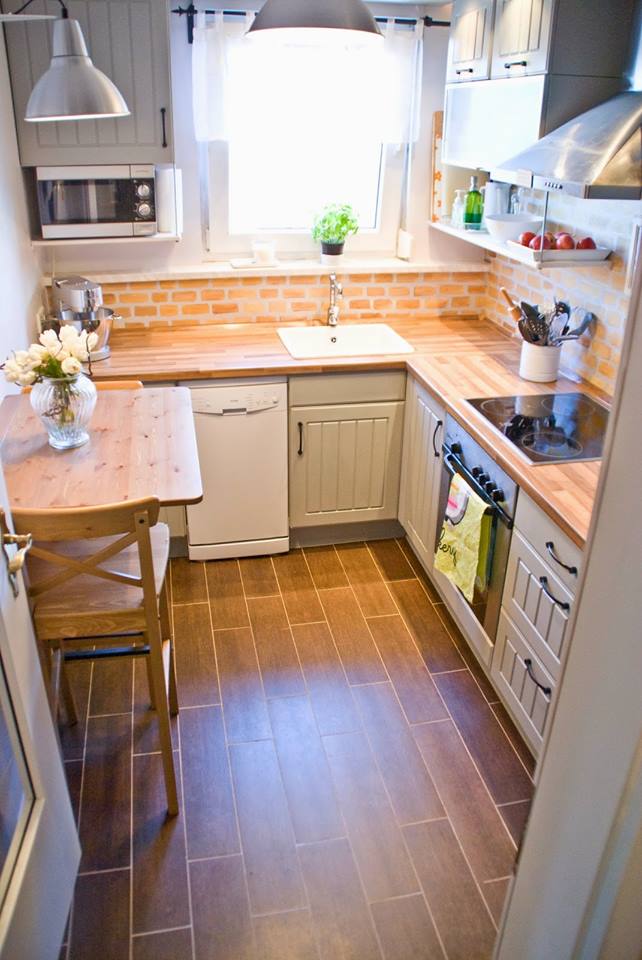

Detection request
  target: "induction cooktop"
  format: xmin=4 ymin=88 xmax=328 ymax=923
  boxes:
xmin=466 ymin=392 xmax=609 ymax=465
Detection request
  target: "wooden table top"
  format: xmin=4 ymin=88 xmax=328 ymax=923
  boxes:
xmin=0 ymin=387 xmax=203 ymax=511
xmin=93 ymin=317 xmax=606 ymax=546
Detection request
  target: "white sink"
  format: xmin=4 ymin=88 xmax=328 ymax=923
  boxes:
xmin=277 ymin=323 xmax=414 ymax=360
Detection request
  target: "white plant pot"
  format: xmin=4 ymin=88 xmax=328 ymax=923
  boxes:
xmin=320 ymin=252 xmax=345 ymax=266
xmin=519 ymin=341 xmax=561 ymax=383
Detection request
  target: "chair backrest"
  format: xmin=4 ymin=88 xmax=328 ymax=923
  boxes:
xmin=12 ymin=497 xmax=161 ymax=604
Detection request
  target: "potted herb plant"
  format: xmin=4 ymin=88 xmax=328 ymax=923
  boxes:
xmin=312 ymin=203 xmax=359 ymax=264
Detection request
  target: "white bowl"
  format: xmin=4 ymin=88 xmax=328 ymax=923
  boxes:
xmin=484 ymin=214 xmax=543 ymax=242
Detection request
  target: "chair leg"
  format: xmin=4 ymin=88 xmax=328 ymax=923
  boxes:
xmin=145 ymin=652 xmax=157 ymax=710
xmin=147 ymin=621 xmax=179 ymax=816
xmin=160 ymin=583 xmax=179 ymax=717
xmin=168 ymin=640 xmax=179 ymax=717
xmin=59 ymin=654 xmax=79 ymax=726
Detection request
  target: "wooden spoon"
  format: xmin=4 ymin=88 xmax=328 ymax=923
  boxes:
xmin=500 ymin=287 xmax=522 ymax=324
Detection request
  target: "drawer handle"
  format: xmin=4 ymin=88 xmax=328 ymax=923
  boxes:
xmin=504 ymin=60 xmax=528 ymax=68
xmin=297 ymin=421 xmax=304 ymax=456
xmin=524 ymin=658 xmax=552 ymax=698
xmin=545 ymin=541 xmax=578 ymax=576
xmin=539 ymin=576 xmax=570 ymax=611
xmin=455 ymin=68 xmax=474 ymax=74
xmin=432 ymin=419 xmax=443 ymax=458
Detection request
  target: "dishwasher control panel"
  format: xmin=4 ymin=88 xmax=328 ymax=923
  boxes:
xmin=190 ymin=381 xmax=286 ymax=417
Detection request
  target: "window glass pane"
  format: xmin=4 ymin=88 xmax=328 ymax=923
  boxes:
xmin=228 ymin=136 xmax=384 ymax=234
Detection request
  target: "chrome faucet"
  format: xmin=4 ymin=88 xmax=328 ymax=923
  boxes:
xmin=327 ymin=273 xmax=343 ymax=326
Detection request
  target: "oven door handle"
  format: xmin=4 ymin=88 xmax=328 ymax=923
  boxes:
xmin=443 ymin=449 xmax=514 ymax=529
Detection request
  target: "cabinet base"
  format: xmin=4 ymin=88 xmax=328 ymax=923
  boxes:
xmin=188 ymin=536 xmax=290 ymax=560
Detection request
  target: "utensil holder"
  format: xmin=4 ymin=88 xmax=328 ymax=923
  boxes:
xmin=519 ymin=342 xmax=561 ymax=383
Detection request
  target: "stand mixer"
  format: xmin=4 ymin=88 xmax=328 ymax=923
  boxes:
xmin=52 ymin=276 xmax=119 ymax=361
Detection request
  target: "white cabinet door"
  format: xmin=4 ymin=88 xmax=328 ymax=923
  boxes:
xmin=446 ymin=0 xmax=496 ymax=82
xmin=289 ymin=401 xmax=405 ymax=528
xmin=398 ymin=378 xmax=445 ymax=572
xmin=4 ymin=0 xmax=173 ymax=165
xmin=490 ymin=0 xmax=554 ymax=78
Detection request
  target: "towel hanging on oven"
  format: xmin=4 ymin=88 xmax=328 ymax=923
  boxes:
xmin=435 ymin=472 xmax=492 ymax=602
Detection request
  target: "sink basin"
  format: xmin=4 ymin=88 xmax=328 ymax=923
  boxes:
xmin=277 ymin=323 xmax=414 ymax=360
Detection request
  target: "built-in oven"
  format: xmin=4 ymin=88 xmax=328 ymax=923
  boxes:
xmin=35 ymin=165 xmax=157 ymax=239
xmin=433 ymin=415 xmax=518 ymax=668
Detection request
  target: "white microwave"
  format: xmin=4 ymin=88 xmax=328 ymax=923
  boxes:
xmin=35 ymin=164 xmax=157 ymax=239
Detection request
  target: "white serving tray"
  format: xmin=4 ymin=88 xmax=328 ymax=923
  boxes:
xmin=506 ymin=241 xmax=611 ymax=263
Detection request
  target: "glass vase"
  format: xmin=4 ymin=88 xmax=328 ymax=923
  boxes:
xmin=30 ymin=373 xmax=97 ymax=450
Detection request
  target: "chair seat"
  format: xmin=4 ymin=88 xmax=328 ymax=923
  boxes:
xmin=28 ymin=523 xmax=170 ymax=641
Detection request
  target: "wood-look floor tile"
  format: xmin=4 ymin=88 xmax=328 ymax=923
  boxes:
xmin=240 ymin=555 xmax=279 ymax=597
xmin=434 ymin=671 xmax=534 ymax=804
xmin=298 ymin=838 xmax=382 ymax=960
xmin=206 ymin=559 xmax=249 ymax=630
xmin=352 ymin=683 xmax=444 ymax=825
xmin=335 ymin=543 xmax=396 ymax=617
xmin=230 ymin=739 xmax=306 ymax=915
xmin=324 ymin=731 xmax=418 ymax=901
xmin=434 ymin=603 xmax=498 ymax=703
xmin=180 ymin=705 xmax=239 ymax=859
xmin=60 ymin=661 xmax=92 ymax=762
xmin=215 ymin=626 xmax=271 ymax=743
xmin=247 ymin=596 xmax=306 ymax=698
xmin=404 ymin=819 xmax=496 ymax=960
xmin=318 ymin=588 xmax=387 ymax=685
xmin=132 ymin=928 xmax=193 ymax=960
xmin=254 ymin=910 xmax=320 ymax=960
xmin=396 ymin=539 xmax=440 ymax=601
xmin=292 ymin=622 xmax=361 ymax=736
xmin=89 ymin=658 xmax=133 ymax=716
xmin=79 ymin=714 xmax=131 ymax=872
xmin=268 ymin=696 xmax=343 ymax=844
xmin=367 ymin=616 xmax=448 ymax=724
xmin=273 ymin=550 xmax=324 ymax=624
xmin=304 ymin=545 xmax=349 ymax=590
xmin=190 ymin=855 xmax=254 ymax=960
xmin=64 ymin=760 xmax=83 ymax=825
xmin=368 ymin=539 xmax=415 ymax=582
xmin=389 ymin=581 xmax=464 ymax=674
xmin=173 ymin=602 xmax=220 ymax=708
xmin=70 ymin=869 xmax=130 ymax=960
xmin=132 ymin=752 xmax=190 ymax=935
xmin=171 ymin=557 xmax=207 ymax=604
xmin=498 ymin=800 xmax=531 ymax=847
xmin=413 ymin=720 xmax=516 ymax=882
xmin=490 ymin=701 xmax=536 ymax=777
xmin=132 ymin=657 xmax=179 ymax=755
xmin=371 ymin=894 xmax=445 ymax=960
xmin=482 ymin=878 xmax=510 ymax=926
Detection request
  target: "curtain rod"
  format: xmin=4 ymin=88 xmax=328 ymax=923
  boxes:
xmin=171 ymin=4 xmax=450 ymax=44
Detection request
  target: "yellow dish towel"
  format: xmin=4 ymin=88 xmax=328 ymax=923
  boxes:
xmin=435 ymin=472 xmax=491 ymax=602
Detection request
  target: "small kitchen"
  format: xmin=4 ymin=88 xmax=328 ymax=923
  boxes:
xmin=0 ymin=2 xmax=640 ymax=959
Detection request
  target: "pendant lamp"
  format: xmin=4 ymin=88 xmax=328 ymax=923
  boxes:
xmin=246 ymin=0 xmax=383 ymax=44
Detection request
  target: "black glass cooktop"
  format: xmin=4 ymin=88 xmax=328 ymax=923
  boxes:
xmin=467 ymin=392 xmax=609 ymax=464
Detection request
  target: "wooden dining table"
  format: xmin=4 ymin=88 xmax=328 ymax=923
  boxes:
xmin=0 ymin=386 xmax=203 ymax=510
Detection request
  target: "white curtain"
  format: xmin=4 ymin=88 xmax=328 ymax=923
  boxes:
xmin=192 ymin=16 xmax=423 ymax=145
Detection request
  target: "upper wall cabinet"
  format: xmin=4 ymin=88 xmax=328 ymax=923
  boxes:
xmin=2 ymin=0 xmax=173 ymax=166
xmin=490 ymin=0 xmax=554 ymax=78
xmin=446 ymin=0 xmax=496 ymax=83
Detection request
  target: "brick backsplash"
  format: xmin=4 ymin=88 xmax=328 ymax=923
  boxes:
xmin=101 ymin=271 xmax=488 ymax=328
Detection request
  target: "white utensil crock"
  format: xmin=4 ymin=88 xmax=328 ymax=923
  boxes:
xmin=519 ymin=341 xmax=561 ymax=383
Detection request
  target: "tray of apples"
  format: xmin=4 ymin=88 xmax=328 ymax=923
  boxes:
xmin=507 ymin=230 xmax=611 ymax=262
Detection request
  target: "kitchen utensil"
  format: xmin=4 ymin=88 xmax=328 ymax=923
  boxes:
xmin=500 ymin=287 xmax=522 ymax=324
xmin=52 ymin=276 xmax=115 ymax=360
xmin=549 ymin=310 xmax=595 ymax=345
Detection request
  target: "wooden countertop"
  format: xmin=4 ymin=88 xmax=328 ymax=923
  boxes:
xmin=95 ymin=318 xmax=605 ymax=546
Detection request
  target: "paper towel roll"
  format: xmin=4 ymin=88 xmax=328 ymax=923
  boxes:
xmin=155 ymin=165 xmax=183 ymax=236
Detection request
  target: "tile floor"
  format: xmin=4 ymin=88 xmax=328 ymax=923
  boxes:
xmin=60 ymin=538 xmax=535 ymax=960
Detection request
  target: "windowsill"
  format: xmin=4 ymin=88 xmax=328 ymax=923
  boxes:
xmin=44 ymin=256 xmax=489 ymax=286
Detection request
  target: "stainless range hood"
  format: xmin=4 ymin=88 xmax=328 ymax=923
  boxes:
xmin=492 ymin=3 xmax=642 ymax=198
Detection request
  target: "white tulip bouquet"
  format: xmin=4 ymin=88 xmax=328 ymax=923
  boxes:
xmin=3 ymin=327 xmax=98 ymax=388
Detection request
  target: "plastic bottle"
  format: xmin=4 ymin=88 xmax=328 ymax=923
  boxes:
xmin=451 ymin=190 xmax=466 ymax=229
xmin=464 ymin=176 xmax=483 ymax=230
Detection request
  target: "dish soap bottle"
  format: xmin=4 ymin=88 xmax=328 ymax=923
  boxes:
xmin=464 ymin=176 xmax=483 ymax=231
xmin=451 ymin=189 xmax=466 ymax=229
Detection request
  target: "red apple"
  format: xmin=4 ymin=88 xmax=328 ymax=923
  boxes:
xmin=555 ymin=233 xmax=575 ymax=250
xmin=518 ymin=231 xmax=536 ymax=247
xmin=529 ymin=234 xmax=552 ymax=250
xmin=577 ymin=236 xmax=597 ymax=250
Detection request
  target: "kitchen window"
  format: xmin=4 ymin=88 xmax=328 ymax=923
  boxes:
xmin=192 ymin=12 xmax=423 ymax=257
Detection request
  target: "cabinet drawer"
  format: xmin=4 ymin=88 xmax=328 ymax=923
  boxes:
xmin=503 ymin=530 xmax=573 ymax=680
xmin=289 ymin=372 xmax=406 ymax=406
xmin=492 ymin=610 xmax=554 ymax=756
xmin=515 ymin=493 xmax=582 ymax=595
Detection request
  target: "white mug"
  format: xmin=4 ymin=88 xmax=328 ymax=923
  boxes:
xmin=252 ymin=240 xmax=277 ymax=266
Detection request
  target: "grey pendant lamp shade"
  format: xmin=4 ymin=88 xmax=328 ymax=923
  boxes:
xmin=247 ymin=0 xmax=383 ymax=43
xmin=25 ymin=17 xmax=130 ymax=122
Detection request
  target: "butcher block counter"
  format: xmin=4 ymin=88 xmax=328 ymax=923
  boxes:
xmin=95 ymin=317 xmax=606 ymax=546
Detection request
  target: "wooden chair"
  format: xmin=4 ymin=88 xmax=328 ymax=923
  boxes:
xmin=21 ymin=380 xmax=144 ymax=393
xmin=12 ymin=497 xmax=178 ymax=815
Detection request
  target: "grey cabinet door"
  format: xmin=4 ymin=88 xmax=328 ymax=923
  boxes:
xmin=490 ymin=0 xmax=554 ymax=78
xmin=446 ymin=0 xmax=496 ymax=82
xmin=3 ymin=0 xmax=173 ymax=165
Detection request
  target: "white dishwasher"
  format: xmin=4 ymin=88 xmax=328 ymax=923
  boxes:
xmin=186 ymin=379 xmax=289 ymax=560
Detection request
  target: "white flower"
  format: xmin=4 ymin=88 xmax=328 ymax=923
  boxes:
xmin=17 ymin=370 xmax=36 ymax=386
xmin=14 ymin=350 xmax=34 ymax=367
xmin=3 ymin=359 xmax=21 ymax=383
xmin=28 ymin=343 xmax=48 ymax=363
xmin=39 ymin=329 xmax=62 ymax=353
xmin=87 ymin=332 xmax=99 ymax=352
xmin=61 ymin=356 xmax=82 ymax=376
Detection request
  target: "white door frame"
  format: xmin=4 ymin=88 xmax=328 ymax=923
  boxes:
xmin=0 ymin=466 xmax=80 ymax=960
xmin=495 ymin=250 xmax=642 ymax=958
